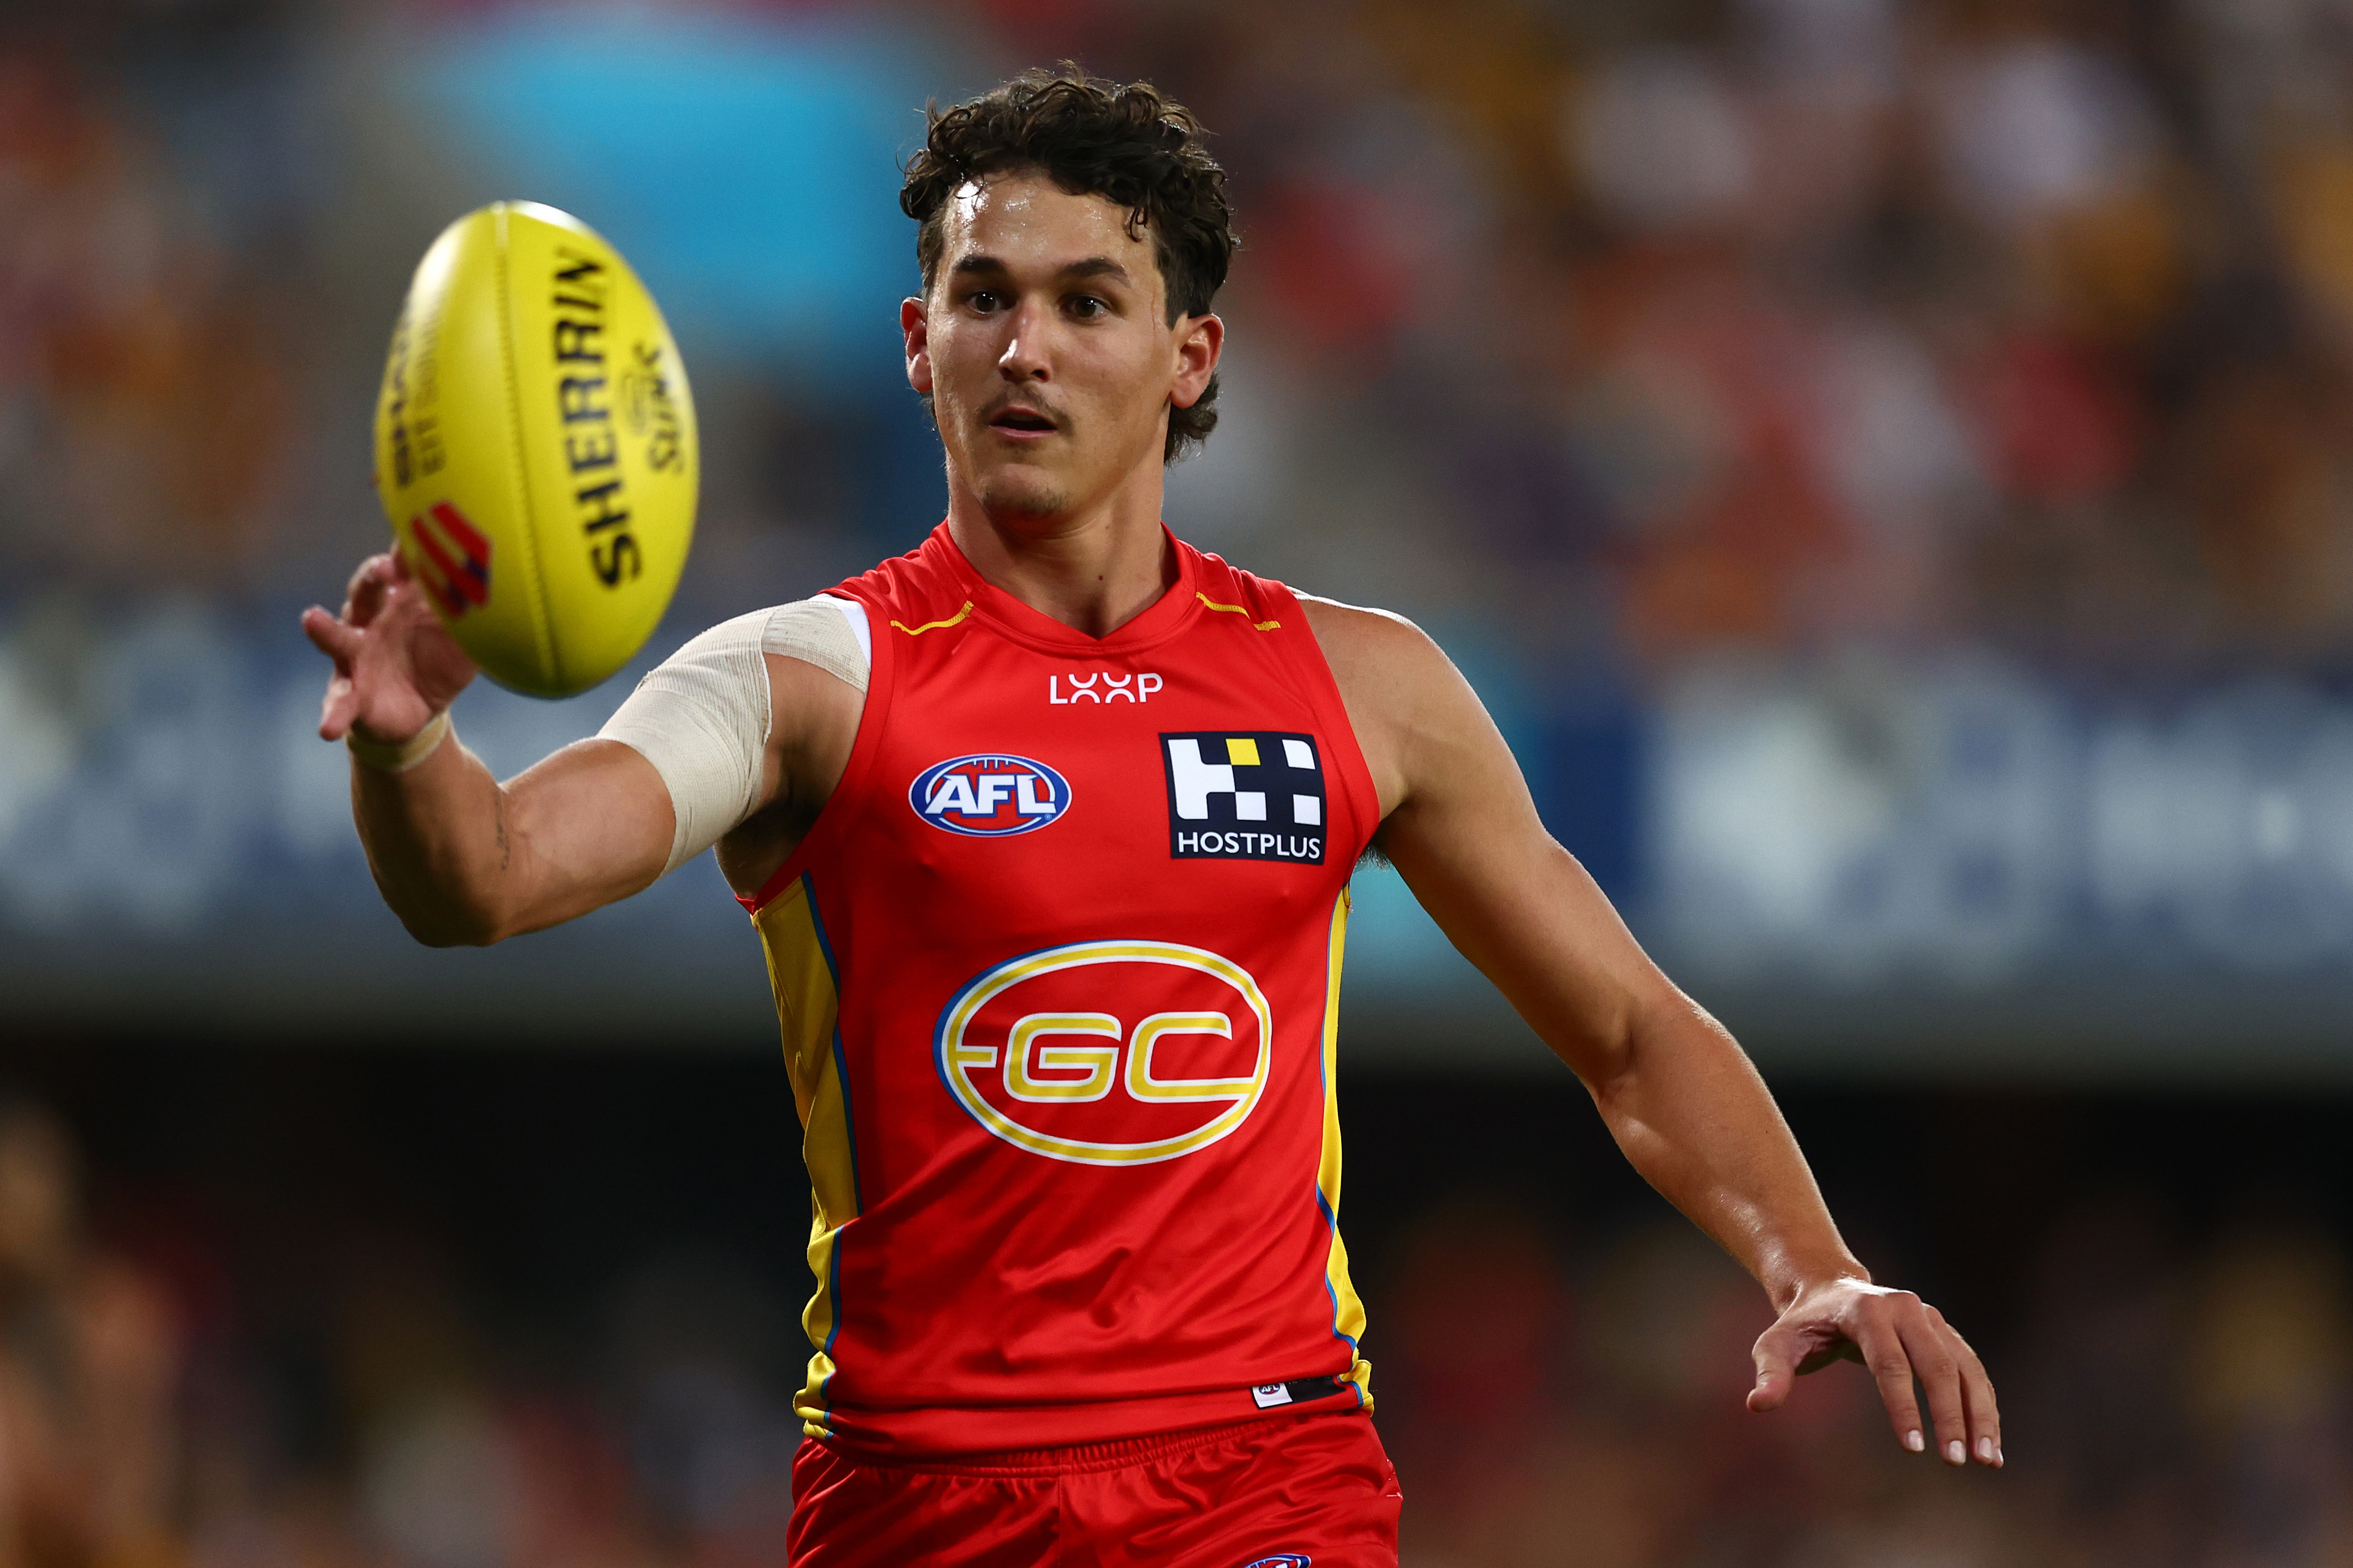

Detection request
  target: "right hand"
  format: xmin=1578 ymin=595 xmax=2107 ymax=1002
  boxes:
xmin=1748 ymin=1276 xmax=2001 ymax=1468
xmin=300 ymin=553 xmax=478 ymax=745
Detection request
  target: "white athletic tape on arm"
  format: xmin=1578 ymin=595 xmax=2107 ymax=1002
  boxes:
xmin=598 ymin=596 xmax=870 ymax=876
xmin=787 ymin=593 xmax=870 ymax=693
xmin=823 ymin=592 xmax=871 ymax=666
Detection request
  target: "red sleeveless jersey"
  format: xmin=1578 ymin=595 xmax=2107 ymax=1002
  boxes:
xmin=739 ymin=524 xmax=1380 ymax=1458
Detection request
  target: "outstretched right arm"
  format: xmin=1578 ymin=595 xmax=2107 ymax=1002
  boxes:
xmin=303 ymin=553 xmax=865 ymax=945
xmin=301 ymin=553 xmax=673 ymax=946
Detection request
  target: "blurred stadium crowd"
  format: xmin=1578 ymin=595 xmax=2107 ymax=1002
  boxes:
xmin=13 ymin=0 xmax=2353 ymax=1564
xmin=10 ymin=0 xmax=2353 ymax=655
xmin=13 ymin=1060 xmax=2353 ymax=1568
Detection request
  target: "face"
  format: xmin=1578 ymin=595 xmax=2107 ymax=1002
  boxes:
xmin=903 ymin=171 xmax=1221 ymax=525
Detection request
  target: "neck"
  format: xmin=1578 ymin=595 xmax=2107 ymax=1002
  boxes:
xmin=943 ymin=458 xmax=1177 ymax=639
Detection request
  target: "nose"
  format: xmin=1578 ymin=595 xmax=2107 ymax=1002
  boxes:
xmin=997 ymin=298 xmax=1051 ymax=383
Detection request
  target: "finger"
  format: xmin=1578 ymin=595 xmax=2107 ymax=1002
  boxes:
xmin=345 ymin=553 xmax=400 ymax=626
xmin=1851 ymin=1306 xmax=1926 ymax=1455
xmin=1748 ymin=1325 xmax=1797 ymax=1413
xmin=1934 ymin=1310 xmax=2003 ymax=1467
xmin=1894 ymin=1297 xmax=1967 ymax=1466
xmin=344 ymin=550 xmax=395 ymax=603
xmin=319 ymin=673 xmax=359 ymax=741
xmin=301 ymin=606 xmax=362 ymax=664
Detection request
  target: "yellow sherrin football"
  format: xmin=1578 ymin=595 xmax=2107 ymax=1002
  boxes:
xmin=374 ymin=201 xmax=697 ymax=697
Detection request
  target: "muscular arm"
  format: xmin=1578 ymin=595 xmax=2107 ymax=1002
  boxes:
xmin=1299 ymin=595 xmax=2001 ymax=1469
xmin=349 ymin=730 xmax=671 ymax=947
xmin=302 ymin=554 xmax=856 ymax=946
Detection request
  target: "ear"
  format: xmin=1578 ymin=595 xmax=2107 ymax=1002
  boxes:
xmin=902 ymin=296 xmax=932 ymax=395
xmin=1169 ymin=313 xmax=1224 ymax=410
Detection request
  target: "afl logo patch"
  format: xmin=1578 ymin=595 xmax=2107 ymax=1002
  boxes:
xmin=911 ymin=754 xmax=1070 ymax=837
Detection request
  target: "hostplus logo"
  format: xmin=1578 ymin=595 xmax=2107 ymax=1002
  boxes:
xmin=1161 ymin=732 xmax=1325 ymax=864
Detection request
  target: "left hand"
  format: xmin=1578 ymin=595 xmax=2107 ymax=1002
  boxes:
xmin=1747 ymin=1276 xmax=2001 ymax=1468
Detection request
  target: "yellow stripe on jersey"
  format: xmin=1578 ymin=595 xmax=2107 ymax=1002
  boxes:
xmin=751 ymin=872 xmax=861 ymax=1438
xmin=1196 ymin=592 xmax=1281 ymax=631
xmin=1320 ymin=888 xmax=1373 ymax=1408
xmin=890 ymin=600 xmax=973 ymax=636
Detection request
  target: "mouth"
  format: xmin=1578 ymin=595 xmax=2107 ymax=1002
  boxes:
xmin=987 ymin=404 xmax=1059 ymax=439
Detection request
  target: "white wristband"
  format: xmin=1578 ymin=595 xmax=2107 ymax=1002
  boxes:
xmin=347 ymin=710 xmax=451 ymax=773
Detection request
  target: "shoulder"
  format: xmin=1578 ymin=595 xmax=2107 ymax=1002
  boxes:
xmin=1189 ymin=549 xmax=1434 ymax=668
xmin=1292 ymin=594 xmax=1477 ymax=823
xmin=652 ymin=596 xmax=867 ymax=668
xmin=1186 ymin=546 xmax=1294 ymax=624
xmin=670 ymin=605 xmax=776 ymax=655
xmin=834 ymin=527 xmax=968 ymax=625
xmin=1294 ymin=592 xmax=1449 ymax=680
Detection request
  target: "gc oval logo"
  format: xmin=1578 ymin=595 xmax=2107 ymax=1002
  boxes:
xmin=935 ymin=940 xmax=1272 ymax=1166
xmin=910 ymin=754 xmax=1071 ymax=837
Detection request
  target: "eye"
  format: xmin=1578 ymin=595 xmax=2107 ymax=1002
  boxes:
xmin=966 ymin=289 xmax=1003 ymax=314
xmin=1068 ymin=295 xmax=1107 ymax=319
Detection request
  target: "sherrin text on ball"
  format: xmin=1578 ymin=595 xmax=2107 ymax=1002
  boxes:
xmin=373 ymin=201 xmax=697 ymax=697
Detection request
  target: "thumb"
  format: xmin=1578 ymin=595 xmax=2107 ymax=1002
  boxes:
xmin=319 ymin=674 xmax=360 ymax=741
xmin=1748 ymin=1327 xmax=1797 ymax=1413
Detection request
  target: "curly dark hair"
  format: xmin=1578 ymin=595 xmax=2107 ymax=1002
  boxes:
xmin=900 ymin=66 xmax=1236 ymax=463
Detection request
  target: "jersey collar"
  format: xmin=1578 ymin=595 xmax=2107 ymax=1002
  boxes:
xmin=931 ymin=521 xmax=1205 ymax=657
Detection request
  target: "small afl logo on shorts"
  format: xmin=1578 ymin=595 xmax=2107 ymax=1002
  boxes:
xmin=911 ymin=754 xmax=1070 ymax=837
xmin=1236 ymin=1557 xmax=1311 ymax=1567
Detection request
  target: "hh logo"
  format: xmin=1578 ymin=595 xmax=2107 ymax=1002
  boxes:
xmin=1050 ymin=671 xmax=1163 ymax=704
xmin=911 ymin=754 xmax=1070 ymax=837
xmin=936 ymin=940 xmax=1272 ymax=1166
xmin=408 ymin=501 xmax=491 ymax=618
xmin=1162 ymin=732 xmax=1325 ymax=864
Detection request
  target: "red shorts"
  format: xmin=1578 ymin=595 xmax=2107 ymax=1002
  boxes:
xmin=786 ymin=1410 xmax=1402 ymax=1567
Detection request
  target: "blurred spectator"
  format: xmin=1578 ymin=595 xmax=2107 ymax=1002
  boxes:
xmin=2189 ymin=1220 xmax=2353 ymax=1565
xmin=0 ymin=1099 xmax=181 ymax=1568
xmin=0 ymin=48 xmax=297 ymax=589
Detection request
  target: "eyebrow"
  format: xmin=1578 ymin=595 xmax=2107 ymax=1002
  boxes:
xmin=949 ymin=255 xmax=1136 ymax=287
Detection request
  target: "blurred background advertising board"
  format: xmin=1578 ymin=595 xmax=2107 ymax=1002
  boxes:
xmin=24 ymin=598 xmax=2353 ymax=1074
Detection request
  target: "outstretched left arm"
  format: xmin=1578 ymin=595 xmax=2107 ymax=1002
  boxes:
xmin=1299 ymin=596 xmax=2001 ymax=1469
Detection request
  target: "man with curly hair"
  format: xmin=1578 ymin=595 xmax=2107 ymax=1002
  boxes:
xmin=303 ymin=66 xmax=1998 ymax=1568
